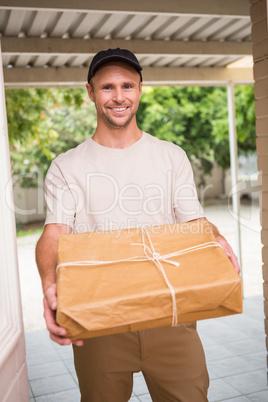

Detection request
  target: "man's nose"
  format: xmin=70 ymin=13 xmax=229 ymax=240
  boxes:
xmin=113 ymin=88 xmax=125 ymax=102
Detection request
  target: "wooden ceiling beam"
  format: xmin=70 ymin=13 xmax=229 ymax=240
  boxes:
xmin=0 ymin=0 xmax=250 ymax=17
xmin=3 ymin=66 xmax=254 ymax=88
xmin=2 ymin=37 xmax=252 ymax=58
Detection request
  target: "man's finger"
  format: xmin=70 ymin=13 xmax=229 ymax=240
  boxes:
xmin=215 ymin=235 xmax=241 ymax=274
xmin=50 ymin=333 xmax=72 ymax=346
xmin=44 ymin=283 xmax=58 ymax=310
xmin=43 ymin=283 xmax=84 ymax=346
xmin=43 ymin=297 xmax=67 ymax=336
xmin=73 ymin=340 xmax=84 ymax=347
xmin=229 ymin=254 xmax=240 ymax=274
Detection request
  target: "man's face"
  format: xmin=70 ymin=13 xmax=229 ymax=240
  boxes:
xmin=86 ymin=62 xmax=143 ymax=130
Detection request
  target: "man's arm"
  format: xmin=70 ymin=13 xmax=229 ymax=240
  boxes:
xmin=36 ymin=223 xmax=83 ymax=346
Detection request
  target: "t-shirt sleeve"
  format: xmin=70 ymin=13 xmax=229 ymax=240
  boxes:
xmin=173 ymin=151 xmax=205 ymax=223
xmin=44 ymin=160 xmax=76 ymax=228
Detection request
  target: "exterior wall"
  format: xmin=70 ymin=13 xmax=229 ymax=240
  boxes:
xmin=250 ymin=0 xmax=268 ymax=363
xmin=193 ymin=162 xmax=224 ymax=201
xmin=13 ymin=181 xmax=46 ymax=224
xmin=0 ymin=43 xmax=29 ymax=401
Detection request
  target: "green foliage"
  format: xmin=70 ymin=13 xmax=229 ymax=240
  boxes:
xmin=137 ymin=85 xmax=256 ymax=180
xmin=6 ymin=88 xmax=96 ymax=186
xmin=234 ymin=85 xmax=256 ymax=153
xmin=16 ymin=224 xmax=43 ymax=237
xmin=6 ymin=85 xmax=256 ymax=188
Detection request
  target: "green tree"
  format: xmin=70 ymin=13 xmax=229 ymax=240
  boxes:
xmin=137 ymin=85 xmax=256 ymax=184
xmin=6 ymin=88 xmax=96 ymax=186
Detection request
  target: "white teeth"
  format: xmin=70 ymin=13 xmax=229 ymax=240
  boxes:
xmin=113 ymin=107 xmax=127 ymax=111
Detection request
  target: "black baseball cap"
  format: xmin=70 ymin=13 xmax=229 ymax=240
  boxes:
xmin=87 ymin=48 xmax=143 ymax=83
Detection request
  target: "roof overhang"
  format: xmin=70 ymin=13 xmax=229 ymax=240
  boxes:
xmin=0 ymin=0 xmax=254 ymax=87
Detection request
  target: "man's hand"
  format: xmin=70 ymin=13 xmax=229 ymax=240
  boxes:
xmin=190 ymin=219 xmax=241 ymax=274
xmin=214 ymin=234 xmax=240 ymax=274
xmin=44 ymin=283 xmax=83 ymax=347
xmin=207 ymin=220 xmax=241 ymax=274
xmin=36 ymin=224 xmax=83 ymax=346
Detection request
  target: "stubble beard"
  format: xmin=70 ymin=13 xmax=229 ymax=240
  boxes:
xmin=105 ymin=112 xmax=135 ymax=129
xmin=98 ymin=104 xmax=138 ymax=130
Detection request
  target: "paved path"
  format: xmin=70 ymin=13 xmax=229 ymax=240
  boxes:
xmin=25 ymin=296 xmax=267 ymax=401
xmin=17 ymin=202 xmax=266 ymax=401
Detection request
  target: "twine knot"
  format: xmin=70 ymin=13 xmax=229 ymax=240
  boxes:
xmin=153 ymin=252 xmax=161 ymax=261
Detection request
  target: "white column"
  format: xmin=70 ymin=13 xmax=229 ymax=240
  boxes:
xmin=227 ymin=82 xmax=243 ymax=287
xmin=0 ymin=41 xmax=29 ymax=401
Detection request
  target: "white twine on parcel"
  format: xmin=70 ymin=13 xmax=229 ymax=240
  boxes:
xmin=56 ymin=226 xmax=220 ymax=327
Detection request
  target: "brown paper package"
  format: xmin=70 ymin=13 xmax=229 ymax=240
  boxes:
xmin=56 ymin=219 xmax=242 ymax=341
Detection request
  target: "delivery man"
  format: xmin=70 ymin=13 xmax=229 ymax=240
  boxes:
xmin=36 ymin=48 xmax=240 ymax=402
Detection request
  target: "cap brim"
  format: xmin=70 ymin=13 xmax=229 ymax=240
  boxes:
xmin=91 ymin=55 xmax=142 ymax=75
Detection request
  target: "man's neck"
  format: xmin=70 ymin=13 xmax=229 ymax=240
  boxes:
xmin=92 ymin=122 xmax=143 ymax=149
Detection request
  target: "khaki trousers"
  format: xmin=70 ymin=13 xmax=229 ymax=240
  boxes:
xmin=73 ymin=323 xmax=209 ymax=402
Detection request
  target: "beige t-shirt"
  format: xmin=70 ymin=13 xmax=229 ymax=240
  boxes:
xmin=45 ymin=132 xmax=204 ymax=233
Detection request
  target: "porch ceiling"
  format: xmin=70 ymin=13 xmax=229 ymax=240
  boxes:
xmin=0 ymin=0 xmax=253 ymax=87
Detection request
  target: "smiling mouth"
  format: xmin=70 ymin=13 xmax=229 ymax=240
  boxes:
xmin=109 ymin=107 xmax=129 ymax=112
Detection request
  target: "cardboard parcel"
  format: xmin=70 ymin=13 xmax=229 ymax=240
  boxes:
xmin=56 ymin=219 xmax=242 ymax=340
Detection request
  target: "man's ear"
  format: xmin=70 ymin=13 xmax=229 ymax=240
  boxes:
xmin=139 ymin=81 xmax=143 ymax=100
xmin=86 ymin=83 xmax=95 ymax=103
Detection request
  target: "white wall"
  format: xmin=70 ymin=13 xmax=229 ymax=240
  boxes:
xmin=13 ymin=181 xmax=46 ymax=224
xmin=0 ymin=41 xmax=29 ymax=402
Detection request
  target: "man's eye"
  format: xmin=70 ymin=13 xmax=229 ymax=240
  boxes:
xmin=103 ymin=86 xmax=112 ymax=90
xmin=124 ymin=85 xmax=132 ymax=89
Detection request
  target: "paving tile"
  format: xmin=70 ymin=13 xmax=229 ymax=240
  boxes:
xmin=133 ymin=374 xmax=149 ymax=396
xmin=224 ymin=369 xmax=267 ymax=395
xmin=133 ymin=372 xmax=143 ymax=378
xmin=225 ymin=313 xmax=264 ymax=331
xmin=219 ymin=397 xmax=251 ymax=402
xmin=208 ymin=352 xmax=266 ymax=378
xmin=26 ymin=349 xmax=61 ymax=367
xmin=27 ymin=360 xmax=69 ymax=381
xmin=215 ymin=328 xmax=250 ymax=345
xmin=199 ymin=335 xmax=219 ymax=349
xmin=207 ymin=366 xmax=219 ymax=380
xmin=35 ymin=387 xmax=81 ymax=401
xmin=139 ymin=394 xmax=152 ymax=401
xmin=228 ymin=325 xmax=265 ymax=341
xmin=225 ymin=338 xmax=266 ymax=357
xmin=199 ymin=316 xmax=245 ymax=332
xmin=242 ymin=297 xmax=265 ymax=317
xmin=54 ymin=345 xmax=73 ymax=360
xmin=30 ymin=373 xmax=77 ymax=397
xmin=25 ymin=330 xmax=54 ymax=352
xmin=200 ymin=321 xmax=261 ymax=348
xmin=28 ymin=385 xmax=33 ymax=397
xmin=198 ymin=298 xmax=265 ymax=347
xmin=224 ymin=303 xmax=263 ymax=321
xmin=242 ymin=352 xmax=267 ymax=370
xmin=198 ymin=319 xmax=243 ymax=344
xmin=62 ymin=357 xmax=76 ymax=374
xmin=248 ymin=389 xmax=268 ymax=401
xmin=208 ymin=378 xmax=241 ymax=401
xmin=129 ymin=397 xmax=141 ymax=402
xmin=203 ymin=343 xmax=235 ymax=362
xmin=70 ymin=369 xmax=79 ymax=385
xmin=63 ymin=357 xmax=78 ymax=384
